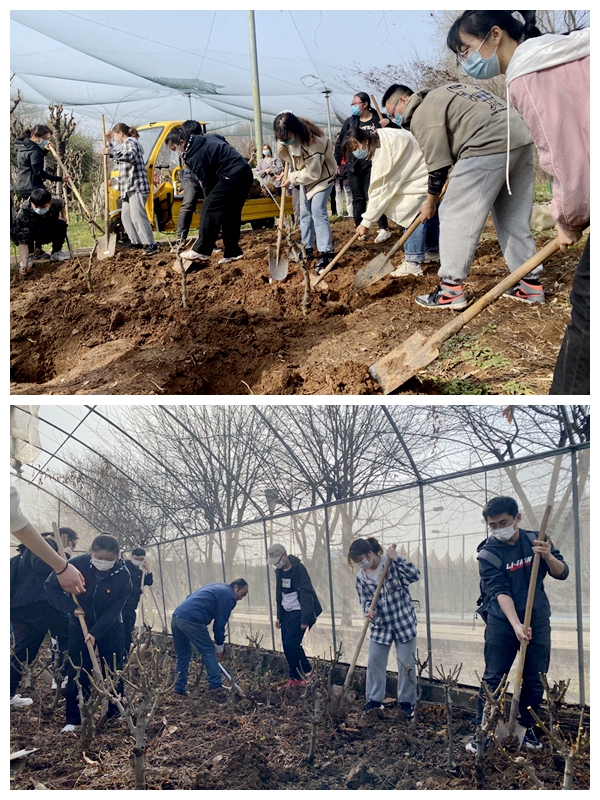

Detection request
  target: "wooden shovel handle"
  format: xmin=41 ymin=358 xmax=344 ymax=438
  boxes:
xmin=51 ymin=523 xmax=103 ymax=680
xmin=47 ymin=143 xmax=104 ymax=233
xmin=370 ymin=94 xmax=384 ymax=121
xmin=343 ymin=553 xmax=393 ymax=690
xmin=274 ymin=163 xmax=289 ymax=259
xmin=430 ymin=238 xmax=560 ymax=351
xmin=101 ymin=115 xmax=110 ymax=229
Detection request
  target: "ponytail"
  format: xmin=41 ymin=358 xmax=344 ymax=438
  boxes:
xmin=113 ymin=123 xmax=139 ymax=139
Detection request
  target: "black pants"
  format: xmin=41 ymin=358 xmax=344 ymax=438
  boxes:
xmin=10 ymin=601 xmax=69 ymax=697
xmin=26 ymin=219 xmax=67 ymax=254
xmin=348 ymin=167 xmax=387 ymax=230
xmin=193 ymin=165 xmax=253 ymax=258
xmin=550 ymin=236 xmax=590 ymax=395
xmin=122 ymin=609 xmax=137 ymax=660
xmin=477 ymin=617 xmax=550 ymax=729
xmin=280 ymin=610 xmax=311 ymax=680
xmin=64 ymin=621 xmax=124 ymax=725
xmin=177 ymin=174 xmax=204 ymax=240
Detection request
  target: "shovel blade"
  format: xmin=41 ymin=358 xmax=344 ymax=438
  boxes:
xmin=354 ymin=253 xmax=394 ymax=289
xmin=97 ymin=233 xmax=117 ymax=260
xmin=268 ymin=243 xmax=288 ymax=281
xmin=495 ymin=718 xmax=527 ymax=750
xmin=369 ymin=332 xmax=440 ymax=393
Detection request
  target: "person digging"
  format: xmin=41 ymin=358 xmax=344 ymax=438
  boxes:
xmin=467 ymin=495 xmax=568 ymax=754
xmin=267 ymin=544 xmax=322 ymax=686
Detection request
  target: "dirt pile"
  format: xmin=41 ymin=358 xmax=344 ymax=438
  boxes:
xmin=10 ymin=221 xmax=580 ymax=395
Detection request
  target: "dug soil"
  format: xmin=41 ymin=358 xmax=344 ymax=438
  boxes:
xmin=10 ymin=645 xmax=589 ymax=790
xmin=10 ymin=220 xmax=582 ymax=395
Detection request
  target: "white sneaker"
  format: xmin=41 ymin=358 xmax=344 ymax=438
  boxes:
xmin=425 ymin=251 xmax=440 ymax=263
xmin=218 ymin=255 xmax=244 ymax=265
xmin=390 ymin=260 xmax=423 ymax=277
xmin=374 ymin=229 xmax=392 ymax=244
xmin=61 ymin=724 xmax=81 ymax=733
xmin=50 ymin=251 xmax=71 ymax=262
xmin=10 ymin=695 xmax=33 ymax=707
xmin=180 ymin=250 xmax=211 ymax=262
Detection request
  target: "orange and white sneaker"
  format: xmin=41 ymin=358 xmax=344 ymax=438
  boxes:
xmin=415 ymin=281 xmax=467 ymax=310
xmin=504 ymin=279 xmax=545 ymax=304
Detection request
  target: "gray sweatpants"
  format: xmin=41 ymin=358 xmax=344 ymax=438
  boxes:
xmin=122 ymin=191 xmax=155 ymax=246
xmin=438 ymin=144 xmax=540 ymax=284
xmin=366 ymin=635 xmax=416 ymax=705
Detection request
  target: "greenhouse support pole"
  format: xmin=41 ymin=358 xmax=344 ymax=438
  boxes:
xmin=183 ymin=536 xmax=193 ymax=595
xmin=262 ymin=520 xmax=276 ymax=652
xmin=156 ymin=543 xmax=168 ymax=630
xmin=323 ymin=505 xmax=337 ymax=654
xmin=247 ymin=11 xmax=263 ymax=152
xmin=323 ymin=89 xmax=333 ymax=142
xmin=570 ymin=448 xmax=586 ymax=706
xmin=419 ymin=484 xmax=433 ymax=680
xmin=57 ymin=498 xmax=61 ymax=527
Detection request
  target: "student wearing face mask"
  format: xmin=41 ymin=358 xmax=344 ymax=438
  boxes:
xmin=446 ymin=11 xmax=589 ymax=393
xmin=44 ymin=534 xmax=132 ymax=733
xmin=11 ymin=188 xmax=71 ymax=275
xmin=122 ymin=548 xmax=154 ymax=658
xmin=469 ymin=496 xmax=569 ymax=754
xmin=257 ymin=144 xmax=284 ymax=189
xmin=348 ymin=537 xmax=419 ymax=718
xmin=14 ymin=125 xmax=70 ymax=203
xmin=266 ymin=544 xmax=322 ymax=686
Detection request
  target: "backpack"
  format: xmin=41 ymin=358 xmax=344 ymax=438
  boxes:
xmin=475 ymin=530 xmax=537 ymax=622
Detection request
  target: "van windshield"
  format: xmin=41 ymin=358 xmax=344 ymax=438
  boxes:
xmin=137 ymin=127 xmax=164 ymax=165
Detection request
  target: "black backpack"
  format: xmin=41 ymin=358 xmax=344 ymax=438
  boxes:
xmin=475 ymin=530 xmax=537 ymax=622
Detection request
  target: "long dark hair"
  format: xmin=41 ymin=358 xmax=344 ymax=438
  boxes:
xmin=447 ymin=11 xmax=542 ymax=54
xmin=352 ymin=91 xmax=376 ymax=115
xmin=23 ymin=124 xmax=52 ymax=139
xmin=273 ymin=112 xmax=324 ymax=145
xmin=342 ymin=127 xmax=379 ymax=161
xmin=347 ymin=536 xmax=383 ymax=566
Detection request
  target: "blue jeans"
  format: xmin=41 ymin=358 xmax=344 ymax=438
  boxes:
xmin=299 ymin=185 xmax=333 ymax=253
xmin=405 ymin=212 xmax=440 ymax=263
xmin=171 ymin=614 xmax=222 ymax=692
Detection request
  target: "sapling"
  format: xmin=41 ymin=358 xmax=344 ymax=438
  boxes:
xmin=540 ymin=674 xmax=570 ymax=736
xmin=528 ymin=705 xmax=587 ymax=790
xmin=435 ymin=663 xmax=462 ymax=769
xmin=300 ymin=659 xmax=324 ymax=764
xmin=71 ymin=661 xmax=100 ymax=751
xmin=403 ymin=648 xmax=430 ymax=725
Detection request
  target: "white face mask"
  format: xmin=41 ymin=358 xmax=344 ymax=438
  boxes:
xmin=271 ymin=558 xmax=285 ymax=570
xmin=131 ymin=558 xmax=144 ymax=567
xmin=357 ymin=557 xmax=373 ymax=569
xmin=91 ymin=556 xmax=116 ymax=571
xmin=491 ymin=524 xmax=516 ymax=542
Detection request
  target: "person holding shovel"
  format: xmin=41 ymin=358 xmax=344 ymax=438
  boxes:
xmin=44 ymin=534 xmax=132 ymax=733
xmin=273 ymin=111 xmax=336 ymax=275
xmin=14 ymin=124 xmax=69 ymax=203
xmin=348 ymin=537 xmax=420 ymax=718
xmin=122 ymin=548 xmax=153 ymax=659
xmin=446 ymin=11 xmax=589 ymax=393
xmin=102 ymin=123 xmax=158 ymax=256
xmin=468 ymin=496 xmax=568 ymax=754
xmin=382 ymin=80 xmax=540 ymax=309
xmin=266 ymin=544 xmax=322 ymax=687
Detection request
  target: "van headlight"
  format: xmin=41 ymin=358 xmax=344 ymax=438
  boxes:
xmin=110 ymin=176 xmax=120 ymax=190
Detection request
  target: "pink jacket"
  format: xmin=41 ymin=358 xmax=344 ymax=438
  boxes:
xmin=507 ymin=33 xmax=589 ymax=233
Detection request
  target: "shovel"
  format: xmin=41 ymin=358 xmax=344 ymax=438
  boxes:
xmin=496 ymin=505 xmax=552 ymax=748
xmin=47 ymin=143 xmax=104 ymax=234
xmin=354 ymin=214 xmax=422 ymax=289
xmin=369 ymin=237 xmax=560 ymax=394
xmin=330 ymin=553 xmax=393 ymax=717
xmin=268 ymin=163 xmax=289 ymax=280
xmin=97 ymin=115 xmax=117 ymax=260
xmin=218 ymin=662 xmax=245 ymax=697
xmin=310 ymin=231 xmax=361 ymax=289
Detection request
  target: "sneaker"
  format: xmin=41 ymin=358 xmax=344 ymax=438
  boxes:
xmin=61 ymin=724 xmax=81 ymax=734
xmin=208 ymin=687 xmax=228 ymax=703
xmin=50 ymin=251 xmax=71 ymax=262
xmin=465 ymin=733 xmax=490 ymax=755
xmin=390 ymin=260 xmax=423 ymax=277
xmin=523 ymin=727 xmax=543 ymax=750
xmin=425 ymin=250 xmax=440 ymax=263
xmin=10 ymin=695 xmax=33 ymax=707
xmin=286 ymin=679 xmax=303 ymax=688
xmin=400 ymin=703 xmax=415 ymax=719
xmin=314 ymin=251 xmax=335 ymax=275
xmin=117 ymin=241 xmax=140 ymax=250
xmin=173 ymin=689 xmax=188 ymax=697
xmin=180 ymin=250 xmax=211 ymax=262
xmin=504 ymin=279 xmax=545 ymax=304
xmin=144 ymin=243 xmax=159 ymax=256
xmin=362 ymin=700 xmax=385 ymax=714
xmin=32 ymin=248 xmax=51 ymax=260
xmin=415 ymin=281 xmax=468 ymax=310
xmin=301 ymin=246 xmax=314 ymax=261
xmin=218 ymin=255 xmax=244 ymax=265
xmin=374 ymin=229 xmax=392 ymax=244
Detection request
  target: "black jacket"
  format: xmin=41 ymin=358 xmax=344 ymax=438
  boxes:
xmin=123 ymin=560 xmax=153 ymax=614
xmin=182 ymin=134 xmax=251 ymax=196
xmin=14 ymin=136 xmax=62 ymax=197
xmin=275 ymin=555 xmax=322 ymax=629
xmin=11 ymin=197 xmax=65 ymax=245
xmin=334 ymin=111 xmax=384 ymax=173
xmin=44 ymin=553 xmax=132 ymax=642
xmin=477 ymin=529 xmax=568 ymax=627
xmin=10 ymin=536 xmax=68 ymax=614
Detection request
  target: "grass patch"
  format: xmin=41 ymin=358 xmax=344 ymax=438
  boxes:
xmin=430 ymin=376 xmax=491 ymax=395
xmin=438 ymin=324 xmax=508 ymax=370
xmin=503 ymin=379 xmax=534 ymax=395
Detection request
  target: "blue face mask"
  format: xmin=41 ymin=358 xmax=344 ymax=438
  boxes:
xmin=33 ymin=206 xmax=50 ymax=215
xmin=281 ymin=136 xmax=295 ymax=146
xmin=395 ymin=113 xmax=403 ymax=127
xmin=353 ymin=147 xmax=369 ymax=160
xmin=462 ymin=34 xmax=501 ymax=79
xmin=351 ymin=105 xmax=361 ymax=116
